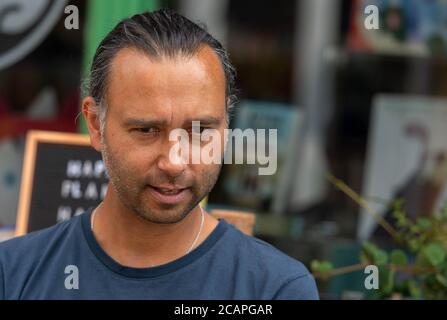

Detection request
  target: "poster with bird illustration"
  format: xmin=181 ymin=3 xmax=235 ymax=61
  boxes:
xmin=359 ymin=94 xmax=447 ymax=240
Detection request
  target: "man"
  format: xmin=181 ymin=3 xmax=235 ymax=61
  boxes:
xmin=0 ymin=9 xmax=318 ymax=299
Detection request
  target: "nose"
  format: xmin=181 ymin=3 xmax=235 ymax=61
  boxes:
xmin=156 ymin=140 xmax=188 ymax=178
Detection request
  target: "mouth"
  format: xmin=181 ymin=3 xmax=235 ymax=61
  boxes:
xmin=147 ymin=185 xmax=190 ymax=204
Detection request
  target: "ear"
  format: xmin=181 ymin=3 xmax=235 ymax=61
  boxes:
xmin=82 ymin=96 xmax=102 ymax=152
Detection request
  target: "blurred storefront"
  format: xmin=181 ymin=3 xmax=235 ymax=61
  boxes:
xmin=2 ymin=0 xmax=447 ymax=299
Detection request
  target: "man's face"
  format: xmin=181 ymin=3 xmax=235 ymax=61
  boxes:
xmin=100 ymin=46 xmax=227 ymax=224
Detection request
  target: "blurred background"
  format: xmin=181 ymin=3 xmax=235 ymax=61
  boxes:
xmin=2 ymin=0 xmax=447 ymax=299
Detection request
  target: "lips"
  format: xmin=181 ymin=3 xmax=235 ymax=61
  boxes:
xmin=147 ymin=185 xmax=190 ymax=204
xmin=153 ymin=187 xmax=184 ymax=195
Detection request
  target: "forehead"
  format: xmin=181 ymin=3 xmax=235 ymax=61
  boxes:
xmin=105 ymin=46 xmax=226 ymax=121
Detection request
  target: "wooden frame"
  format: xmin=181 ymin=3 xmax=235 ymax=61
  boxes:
xmin=210 ymin=210 xmax=256 ymax=235
xmin=15 ymin=130 xmax=91 ymax=236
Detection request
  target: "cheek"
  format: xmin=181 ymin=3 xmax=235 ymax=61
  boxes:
xmin=125 ymin=150 xmax=157 ymax=174
xmin=104 ymin=142 xmax=138 ymax=177
xmin=194 ymin=163 xmax=220 ymax=180
xmin=109 ymin=134 xmax=158 ymax=164
xmin=103 ymin=126 xmax=155 ymax=182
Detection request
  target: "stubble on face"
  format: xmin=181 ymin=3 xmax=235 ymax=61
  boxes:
xmin=101 ymin=131 xmax=222 ymax=224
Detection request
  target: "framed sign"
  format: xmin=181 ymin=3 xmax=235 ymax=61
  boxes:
xmin=359 ymin=95 xmax=447 ymax=240
xmin=16 ymin=130 xmax=107 ymax=236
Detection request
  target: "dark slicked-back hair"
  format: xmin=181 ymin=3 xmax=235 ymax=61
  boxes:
xmin=85 ymin=9 xmax=237 ymax=129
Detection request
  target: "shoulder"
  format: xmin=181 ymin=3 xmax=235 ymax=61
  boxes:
xmin=223 ymin=224 xmax=310 ymax=277
xmin=0 ymin=214 xmax=85 ymax=299
xmin=0 ymin=214 xmax=83 ymax=267
xmin=221 ymin=223 xmax=319 ymax=299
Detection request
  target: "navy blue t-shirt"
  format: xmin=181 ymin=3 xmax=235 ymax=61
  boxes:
xmin=0 ymin=209 xmax=319 ymax=299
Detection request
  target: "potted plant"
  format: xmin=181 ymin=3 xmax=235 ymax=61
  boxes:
xmin=311 ymin=174 xmax=447 ymax=299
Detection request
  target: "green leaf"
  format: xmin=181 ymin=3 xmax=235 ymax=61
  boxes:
xmin=435 ymin=273 xmax=447 ymax=288
xmin=391 ymin=250 xmax=408 ymax=267
xmin=391 ymin=200 xmax=410 ymax=229
xmin=423 ymin=243 xmax=446 ymax=267
xmin=407 ymin=280 xmax=422 ymax=299
xmin=362 ymin=242 xmax=388 ymax=265
xmin=375 ymin=250 xmax=389 ymax=266
xmin=417 ymin=218 xmax=432 ymax=230
xmin=409 ymin=238 xmax=422 ymax=252
xmin=379 ymin=266 xmax=394 ymax=294
xmin=310 ymin=260 xmax=333 ymax=274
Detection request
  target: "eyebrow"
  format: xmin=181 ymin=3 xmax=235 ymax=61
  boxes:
xmin=122 ymin=116 xmax=222 ymax=128
xmin=123 ymin=118 xmax=168 ymax=128
xmin=184 ymin=116 xmax=222 ymax=126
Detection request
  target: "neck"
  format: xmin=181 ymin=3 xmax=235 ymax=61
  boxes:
xmin=92 ymin=189 xmax=218 ymax=268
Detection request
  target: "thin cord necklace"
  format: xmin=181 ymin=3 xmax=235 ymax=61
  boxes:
xmin=90 ymin=205 xmax=205 ymax=260
xmin=185 ymin=206 xmax=205 ymax=254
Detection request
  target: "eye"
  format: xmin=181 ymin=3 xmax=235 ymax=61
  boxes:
xmin=134 ymin=127 xmax=159 ymax=134
xmin=190 ymin=126 xmax=207 ymax=135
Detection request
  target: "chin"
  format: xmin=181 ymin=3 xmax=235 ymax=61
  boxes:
xmin=135 ymin=205 xmax=191 ymax=224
